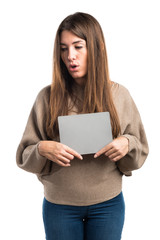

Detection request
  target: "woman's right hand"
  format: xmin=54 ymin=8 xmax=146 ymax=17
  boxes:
xmin=38 ymin=141 xmax=83 ymax=167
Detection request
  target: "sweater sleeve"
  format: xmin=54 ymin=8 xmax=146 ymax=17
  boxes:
xmin=16 ymin=86 xmax=53 ymax=175
xmin=114 ymin=85 xmax=149 ymax=176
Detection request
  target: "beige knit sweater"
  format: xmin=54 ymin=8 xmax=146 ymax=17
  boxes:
xmin=16 ymin=82 xmax=149 ymax=206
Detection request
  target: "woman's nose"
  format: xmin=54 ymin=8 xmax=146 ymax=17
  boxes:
xmin=68 ymin=48 xmax=76 ymax=61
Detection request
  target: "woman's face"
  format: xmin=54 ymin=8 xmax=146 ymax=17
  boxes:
xmin=60 ymin=30 xmax=88 ymax=86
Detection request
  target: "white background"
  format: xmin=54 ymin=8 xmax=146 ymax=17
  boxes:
xmin=0 ymin=0 xmax=160 ymax=239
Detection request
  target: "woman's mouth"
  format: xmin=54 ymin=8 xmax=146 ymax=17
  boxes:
xmin=69 ymin=64 xmax=79 ymax=72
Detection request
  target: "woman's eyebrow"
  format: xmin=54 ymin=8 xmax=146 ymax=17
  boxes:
xmin=60 ymin=40 xmax=85 ymax=46
xmin=72 ymin=40 xmax=84 ymax=44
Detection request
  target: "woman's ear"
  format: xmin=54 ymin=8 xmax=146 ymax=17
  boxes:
xmin=101 ymin=41 xmax=105 ymax=50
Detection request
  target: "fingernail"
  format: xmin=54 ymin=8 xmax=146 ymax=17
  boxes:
xmin=94 ymin=154 xmax=97 ymax=158
xmin=80 ymin=156 xmax=83 ymax=160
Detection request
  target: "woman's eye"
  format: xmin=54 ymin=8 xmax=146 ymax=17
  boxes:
xmin=61 ymin=48 xmax=67 ymax=52
xmin=75 ymin=46 xmax=83 ymax=49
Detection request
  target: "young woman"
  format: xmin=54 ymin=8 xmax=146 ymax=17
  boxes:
xmin=16 ymin=12 xmax=149 ymax=240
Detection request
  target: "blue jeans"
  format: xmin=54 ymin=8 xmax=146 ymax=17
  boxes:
xmin=43 ymin=192 xmax=125 ymax=240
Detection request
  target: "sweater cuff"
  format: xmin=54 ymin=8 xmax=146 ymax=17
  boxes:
xmin=36 ymin=142 xmax=47 ymax=163
xmin=122 ymin=134 xmax=136 ymax=153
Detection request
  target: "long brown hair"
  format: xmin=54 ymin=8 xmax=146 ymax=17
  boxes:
xmin=47 ymin=12 xmax=121 ymax=139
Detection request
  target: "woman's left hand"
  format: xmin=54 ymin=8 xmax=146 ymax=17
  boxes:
xmin=94 ymin=136 xmax=129 ymax=162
